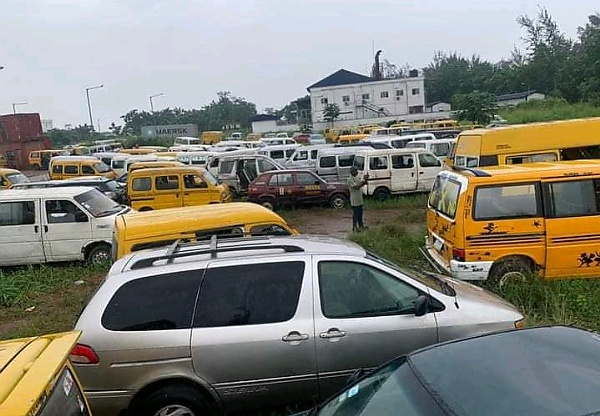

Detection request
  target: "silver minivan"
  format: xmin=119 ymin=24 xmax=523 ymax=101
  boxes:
xmin=73 ymin=235 xmax=523 ymax=416
xmin=316 ymin=146 xmax=372 ymax=182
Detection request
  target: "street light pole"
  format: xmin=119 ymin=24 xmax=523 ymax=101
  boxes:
xmin=149 ymin=93 xmax=165 ymax=112
xmin=86 ymin=84 xmax=104 ymax=131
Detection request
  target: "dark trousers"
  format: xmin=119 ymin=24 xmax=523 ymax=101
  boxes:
xmin=352 ymin=205 xmax=364 ymax=231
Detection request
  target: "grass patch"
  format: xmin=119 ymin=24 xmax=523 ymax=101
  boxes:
xmin=0 ymin=263 xmax=108 ymax=339
xmin=499 ymin=98 xmax=600 ymax=124
xmin=364 ymin=193 xmax=429 ymax=211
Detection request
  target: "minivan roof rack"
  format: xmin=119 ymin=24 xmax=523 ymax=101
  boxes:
xmin=131 ymin=235 xmax=304 ymax=270
xmin=451 ymin=166 xmax=492 ymax=177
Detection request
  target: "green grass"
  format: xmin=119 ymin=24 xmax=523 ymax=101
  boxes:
xmin=499 ymin=98 xmax=600 ymax=124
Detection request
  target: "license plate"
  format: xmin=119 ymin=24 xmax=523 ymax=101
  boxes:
xmin=433 ymin=236 xmax=444 ymax=252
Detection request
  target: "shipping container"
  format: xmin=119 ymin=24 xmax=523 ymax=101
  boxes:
xmin=0 ymin=113 xmax=44 ymax=142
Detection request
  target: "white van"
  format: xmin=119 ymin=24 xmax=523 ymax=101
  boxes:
xmin=260 ymin=137 xmax=297 ymax=146
xmin=285 ymin=144 xmax=335 ymax=169
xmin=364 ymin=132 xmax=437 ymax=149
xmin=405 ymin=138 xmax=457 ymax=159
xmin=352 ymin=148 xmax=443 ymax=199
xmin=110 ymin=154 xmax=129 ymax=176
xmin=173 ymin=136 xmax=202 ymax=146
xmin=176 ymin=151 xmax=217 ymax=166
xmin=316 ymin=146 xmax=372 ymax=182
xmin=92 ymin=151 xmax=120 ymax=167
xmin=0 ymin=187 xmax=129 ymax=266
xmin=257 ymin=144 xmax=301 ymax=163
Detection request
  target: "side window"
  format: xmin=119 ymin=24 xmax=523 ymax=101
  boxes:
xmin=31 ymin=152 xmax=39 ymax=159
xmin=102 ymin=271 xmax=202 ymax=331
xmin=268 ymin=175 xmax=278 ymax=186
xmin=209 ymin=157 xmax=220 ymax=168
xmin=64 ymin=165 xmax=78 ymax=174
xmin=369 ymin=156 xmax=388 ymax=170
xmin=320 ymin=156 xmax=336 ymax=168
xmin=132 ymin=177 xmax=151 ymax=191
xmin=285 ymin=149 xmax=295 ymax=158
xmin=249 ymin=224 xmax=291 ymax=236
xmin=418 ymin=153 xmax=441 ymax=168
xmin=276 ymin=173 xmax=293 ymax=186
xmin=155 ymin=175 xmax=179 ymax=190
xmin=296 ymin=172 xmax=319 ymax=185
xmin=294 ymin=151 xmax=308 ymax=161
xmin=194 ymin=262 xmax=305 ymax=327
xmin=52 ymin=164 xmax=63 ymax=174
xmin=219 ymin=160 xmax=235 ymax=174
xmin=184 ymin=174 xmax=207 ymax=189
xmin=391 ymin=155 xmax=414 ymax=169
xmin=45 ymin=200 xmax=87 ymax=223
xmin=338 ymin=155 xmax=354 ymax=167
xmin=310 ymin=150 xmax=319 ymax=159
xmin=318 ymin=261 xmax=420 ymax=319
xmin=0 ymin=201 xmax=36 ymax=226
xmin=474 ymin=184 xmax=539 ymax=220
xmin=257 ymin=159 xmax=277 ymax=172
xmin=270 ymin=150 xmax=284 ymax=159
xmin=548 ymin=180 xmax=600 ymax=217
xmin=391 ymin=139 xmax=409 ymax=149
xmin=81 ymin=165 xmax=95 ymax=174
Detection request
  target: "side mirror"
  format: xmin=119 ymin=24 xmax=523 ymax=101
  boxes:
xmin=413 ymin=295 xmax=430 ymax=317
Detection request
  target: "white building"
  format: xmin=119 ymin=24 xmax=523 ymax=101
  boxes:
xmin=250 ymin=114 xmax=299 ymax=134
xmin=495 ymin=91 xmax=546 ymax=108
xmin=307 ymin=69 xmax=426 ymax=125
xmin=41 ymin=119 xmax=53 ymax=132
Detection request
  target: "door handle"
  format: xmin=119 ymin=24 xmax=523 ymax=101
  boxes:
xmin=184 ymin=193 xmax=190 ymax=196
xmin=34 ymin=225 xmax=39 ymax=233
xmin=44 ymin=225 xmax=48 ymax=233
xmin=419 ymin=172 xmax=424 ymax=175
xmin=282 ymin=331 xmax=309 ymax=342
xmin=320 ymin=328 xmax=346 ymax=339
xmin=411 ymin=172 xmax=415 ymax=177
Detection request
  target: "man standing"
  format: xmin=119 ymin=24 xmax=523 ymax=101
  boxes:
xmin=347 ymin=167 xmax=369 ymax=232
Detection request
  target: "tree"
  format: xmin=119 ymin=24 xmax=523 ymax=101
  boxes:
xmin=323 ymin=103 xmax=340 ymax=124
xmin=452 ymin=91 xmax=496 ymax=124
xmin=280 ymin=95 xmax=311 ymax=125
xmin=108 ymin=122 xmax=122 ymax=136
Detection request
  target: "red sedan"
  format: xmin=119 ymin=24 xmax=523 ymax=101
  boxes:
xmin=248 ymin=169 xmax=349 ymax=210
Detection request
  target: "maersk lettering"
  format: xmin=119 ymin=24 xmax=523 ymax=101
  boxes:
xmin=156 ymin=128 xmax=188 ymax=135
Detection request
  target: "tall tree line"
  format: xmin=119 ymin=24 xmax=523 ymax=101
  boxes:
xmin=424 ymin=9 xmax=600 ymax=105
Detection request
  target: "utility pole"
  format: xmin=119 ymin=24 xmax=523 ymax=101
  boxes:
xmin=86 ymin=84 xmax=104 ymax=131
xmin=149 ymin=93 xmax=165 ymax=112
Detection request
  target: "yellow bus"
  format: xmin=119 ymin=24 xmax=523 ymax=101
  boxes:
xmin=426 ymin=160 xmax=600 ymax=286
xmin=452 ymin=118 xmax=600 ymax=168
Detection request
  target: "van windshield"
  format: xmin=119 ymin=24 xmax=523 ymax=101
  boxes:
xmin=7 ymin=173 xmax=30 ymax=184
xmin=428 ymin=175 xmax=461 ymax=219
xmin=37 ymin=368 xmax=91 ymax=416
xmin=112 ymin=159 xmax=125 ymax=169
xmin=203 ymin=170 xmax=219 ymax=186
xmin=75 ymin=189 xmax=123 ymax=217
xmin=93 ymin=162 xmax=111 ymax=173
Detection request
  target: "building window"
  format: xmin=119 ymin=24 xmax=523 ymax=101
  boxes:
xmin=362 ymin=93 xmax=370 ymax=101
xmin=342 ymin=95 xmax=350 ymax=103
xmin=411 ymin=88 xmax=420 ymax=96
xmin=380 ymin=91 xmax=389 ymax=98
xmin=320 ymin=98 xmax=328 ymax=105
xmin=396 ymin=90 xmax=404 ymax=100
xmin=409 ymin=105 xmax=424 ymax=114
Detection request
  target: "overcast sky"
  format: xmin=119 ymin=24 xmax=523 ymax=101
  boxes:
xmin=1 ymin=0 xmax=598 ymax=129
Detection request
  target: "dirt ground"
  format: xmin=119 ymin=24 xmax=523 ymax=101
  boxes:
xmin=282 ymin=207 xmax=404 ymax=239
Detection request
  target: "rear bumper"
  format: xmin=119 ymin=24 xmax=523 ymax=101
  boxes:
xmin=424 ymin=237 xmax=492 ymax=281
xmin=85 ymin=390 xmax=133 ymax=416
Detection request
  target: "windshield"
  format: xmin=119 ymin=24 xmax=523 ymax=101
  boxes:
xmin=93 ymin=162 xmax=111 ymax=173
xmin=202 ymin=170 xmax=219 ymax=186
xmin=112 ymin=159 xmax=125 ymax=169
xmin=7 ymin=173 xmax=30 ymax=184
xmin=315 ymin=358 xmax=443 ymax=416
xmin=74 ymin=189 xmax=123 ymax=217
xmin=38 ymin=368 xmax=91 ymax=416
xmin=428 ymin=175 xmax=461 ymax=219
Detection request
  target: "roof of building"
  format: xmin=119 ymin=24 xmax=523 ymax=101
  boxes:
xmin=249 ymin=114 xmax=280 ymax=122
xmin=426 ymin=101 xmax=450 ymax=107
xmin=307 ymin=69 xmax=373 ymax=91
xmin=495 ymin=91 xmax=540 ymax=102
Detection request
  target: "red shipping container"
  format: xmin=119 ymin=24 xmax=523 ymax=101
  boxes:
xmin=0 ymin=113 xmax=44 ymax=142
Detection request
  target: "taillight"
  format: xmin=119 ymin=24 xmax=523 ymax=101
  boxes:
xmin=70 ymin=343 xmax=99 ymax=364
xmin=452 ymin=247 xmax=465 ymax=262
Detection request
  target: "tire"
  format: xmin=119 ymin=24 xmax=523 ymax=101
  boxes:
xmin=86 ymin=244 xmax=111 ymax=264
xmin=260 ymin=198 xmax=275 ymax=211
xmin=130 ymin=384 xmax=213 ymax=416
xmin=139 ymin=207 xmax=153 ymax=212
xmin=373 ymin=187 xmax=390 ymax=201
xmin=488 ymin=256 xmax=533 ymax=288
xmin=329 ymin=193 xmax=347 ymax=209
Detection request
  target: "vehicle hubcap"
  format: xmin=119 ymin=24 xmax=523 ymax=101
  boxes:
xmin=92 ymin=250 xmax=109 ymax=263
xmin=333 ymin=198 xmax=344 ymax=209
xmin=154 ymin=405 xmax=194 ymax=416
xmin=499 ymin=271 xmax=526 ymax=288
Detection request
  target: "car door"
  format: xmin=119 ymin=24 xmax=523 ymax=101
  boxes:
xmin=153 ymin=174 xmax=182 ymax=209
xmin=182 ymin=173 xmax=212 ymax=206
xmin=313 ymin=256 xmax=438 ymax=398
xmin=417 ymin=152 xmax=443 ymax=191
xmin=42 ymin=199 xmax=92 ymax=261
xmin=390 ymin=154 xmax=418 ymax=192
xmin=0 ymin=199 xmax=46 ymax=266
xmin=190 ymin=258 xmax=317 ymax=412
xmin=295 ymin=171 xmax=324 ymax=205
xmin=269 ymin=172 xmax=295 ymax=206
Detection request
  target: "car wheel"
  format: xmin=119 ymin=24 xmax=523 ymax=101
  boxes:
xmin=329 ymin=193 xmax=347 ymax=209
xmin=86 ymin=244 xmax=111 ymax=264
xmin=260 ymin=199 xmax=275 ymax=210
xmin=131 ymin=385 xmax=213 ymax=416
xmin=488 ymin=256 xmax=533 ymax=288
xmin=373 ymin=187 xmax=390 ymax=201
